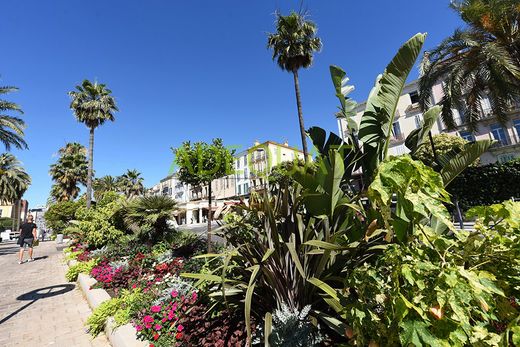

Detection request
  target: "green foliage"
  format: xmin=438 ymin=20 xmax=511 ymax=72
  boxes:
xmin=0 ymin=84 xmax=28 ymax=151
xmin=368 ymin=156 xmax=453 ymax=241
xmin=174 ymin=138 xmax=235 ymax=187
xmin=404 ymin=106 xmax=441 ymax=156
xmin=44 ymin=200 xmax=82 ymax=232
xmin=449 ymin=159 xmax=520 ymax=211
xmin=122 ymin=195 xmax=177 ymax=243
xmin=266 ymin=11 xmax=322 ymax=73
xmin=359 ymin=33 xmax=426 ymax=179
xmin=65 ymin=251 xmax=81 ymax=261
xmin=87 ymin=297 xmax=121 ymax=336
xmin=65 ymin=259 xmax=98 ymax=282
xmin=117 ymin=169 xmax=144 ymax=199
xmin=414 ymin=134 xmax=468 ymax=168
xmin=86 ymin=289 xmax=149 ymax=337
xmin=0 ymin=217 xmax=14 ymax=230
xmin=76 ymin=193 xmax=126 ymax=248
xmin=419 ymin=0 xmax=520 ymax=130
xmin=342 ymin=200 xmax=520 ymax=346
xmin=49 ymin=143 xmax=88 ymax=202
xmin=268 ymin=159 xmax=306 ymax=189
xmin=0 ymin=153 xmax=30 ymax=203
xmin=93 ymin=175 xmax=119 ymax=201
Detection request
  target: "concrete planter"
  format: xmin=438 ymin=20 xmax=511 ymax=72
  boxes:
xmin=56 ymin=234 xmax=64 ymax=243
xmin=65 ymin=256 xmax=147 ymax=347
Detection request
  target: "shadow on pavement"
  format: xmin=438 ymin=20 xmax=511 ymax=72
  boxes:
xmin=0 ymin=244 xmax=20 ymax=256
xmin=0 ymin=284 xmax=75 ymax=325
xmin=33 ymin=256 xmax=48 ymax=261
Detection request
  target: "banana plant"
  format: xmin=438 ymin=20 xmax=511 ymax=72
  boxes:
xmin=308 ymin=33 xmax=427 ymax=187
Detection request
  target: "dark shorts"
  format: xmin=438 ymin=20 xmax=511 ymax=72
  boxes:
xmin=20 ymin=238 xmax=34 ymax=248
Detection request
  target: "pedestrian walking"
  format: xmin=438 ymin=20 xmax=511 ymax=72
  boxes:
xmin=18 ymin=215 xmax=37 ymax=264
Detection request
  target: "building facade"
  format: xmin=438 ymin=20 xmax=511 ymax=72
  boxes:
xmin=338 ymin=80 xmax=520 ymax=164
xmin=151 ymin=140 xmax=304 ymax=225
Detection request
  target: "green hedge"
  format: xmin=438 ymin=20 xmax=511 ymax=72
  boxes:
xmin=448 ymin=159 xmax=520 ymax=211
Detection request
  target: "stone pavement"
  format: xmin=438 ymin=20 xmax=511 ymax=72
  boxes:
xmin=0 ymin=240 xmax=109 ymax=347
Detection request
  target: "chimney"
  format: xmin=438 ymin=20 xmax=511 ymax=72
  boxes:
xmin=254 ymin=140 xmax=260 ymax=146
xmin=283 ymin=139 xmax=289 ymax=146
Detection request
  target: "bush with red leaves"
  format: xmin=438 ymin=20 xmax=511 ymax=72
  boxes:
xmin=176 ymin=304 xmax=255 ymax=347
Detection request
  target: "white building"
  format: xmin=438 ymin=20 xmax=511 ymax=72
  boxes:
xmin=338 ymin=80 xmax=520 ymax=164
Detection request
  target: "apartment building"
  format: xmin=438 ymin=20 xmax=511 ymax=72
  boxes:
xmin=338 ymin=80 xmax=520 ymax=164
xmin=151 ymin=140 xmax=304 ymax=225
xmin=0 ymin=200 xmax=29 ymax=230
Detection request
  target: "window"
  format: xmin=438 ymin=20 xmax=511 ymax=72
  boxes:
xmin=480 ymin=97 xmax=492 ymax=115
xmin=414 ymin=114 xmax=423 ymax=129
xmin=238 ymin=185 xmax=242 ymax=195
xmin=236 ymin=159 xmax=240 ymax=169
xmin=226 ymin=178 xmax=229 ymax=188
xmin=392 ymin=121 xmax=402 ymax=138
xmin=409 ymin=91 xmax=420 ymax=104
xmin=244 ymin=183 xmax=249 ymax=193
xmin=490 ymin=124 xmax=509 ymax=146
xmin=459 ymin=131 xmax=475 ymax=142
xmin=514 ymin=119 xmax=520 ymax=138
xmin=243 ymin=155 xmax=247 ymax=166
xmin=244 ymin=168 xmax=248 ymax=179
xmin=0 ymin=210 xmax=2 ymax=217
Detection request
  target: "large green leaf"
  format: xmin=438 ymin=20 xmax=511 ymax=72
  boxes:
xmin=358 ymin=33 xmax=426 ymax=178
xmin=440 ymin=139 xmax=493 ymax=186
xmin=330 ymin=65 xmax=358 ymax=133
xmin=405 ymin=105 xmax=441 ymax=154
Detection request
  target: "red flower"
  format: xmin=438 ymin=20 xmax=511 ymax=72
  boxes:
xmin=175 ymin=332 xmax=183 ymax=339
xmin=153 ymin=333 xmax=159 ymax=341
xmin=149 ymin=344 xmax=154 ymax=347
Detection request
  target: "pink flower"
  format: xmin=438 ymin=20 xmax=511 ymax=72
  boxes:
xmin=191 ymin=292 xmax=198 ymax=301
xmin=136 ymin=325 xmax=143 ymax=332
xmin=132 ymin=283 xmax=137 ymax=289
xmin=145 ymin=323 xmax=152 ymax=329
xmin=171 ymin=290 xmax=178 ymax=298
xmin=143 ymin=315 xmax=154 ymax=323
xmin=161 ymin=317 xmax=167 ymax=323
xmin=168 ymin=310 xmax=175 ymax=320
xmin=177 ymin=324 xmax=184 ymax=332
xmin=151 ymin=305 xmax=161 ymax=313
xmin=154 ymin=324 xmax=162 ymax=331
xmin=172 ymin=303 xmax=178 ymax=311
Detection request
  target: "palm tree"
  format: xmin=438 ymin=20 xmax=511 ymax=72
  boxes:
xmin=419 ymin=0 xmax=520 ymax=131
xmin=0 ymin=153 xmax=30 ymax=203
xmin=0 ymin=85 xmax=28 ymax=151
xmin=49 ymin=143 xmax=88 ymax=202
xmin=123 ymin=195 xmax=177 ymax=243
xmin=93 ymin=175 xmax=119 ymax=201
xmin=69 ymin=80 xmax=118 ymax=208
xmin=267 ymin=11 xmax=322 ymax=162
xmin=118 ymin=169 xmax=144 ymax=199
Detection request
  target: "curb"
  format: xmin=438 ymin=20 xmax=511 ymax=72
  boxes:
xmin=65 ymin=255 xmax=147 ymax=347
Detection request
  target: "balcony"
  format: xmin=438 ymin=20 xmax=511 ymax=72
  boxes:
xmin=390 ymin=133 xmax=405 ymax=144
xmin=490 ymin=136 xmax=519 ymax=150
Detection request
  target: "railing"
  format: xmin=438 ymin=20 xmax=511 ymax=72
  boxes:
xmin=490 ymin=136 xmax=519 ymax=149
xmin=390 ymin=133 xmax=405 ymax=143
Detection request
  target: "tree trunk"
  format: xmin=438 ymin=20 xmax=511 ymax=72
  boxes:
xmin=11 ymin=200 xmax=16 ymax=232
xmin=292 ymin=70 xmax=309 ymax=163
xmin=86 ymin=127 xmax=95 ymax=208
xmin=207 ymin=181 xmax=213 ymax=253
xmin=16 ymin=199 xmax=21 ymax=231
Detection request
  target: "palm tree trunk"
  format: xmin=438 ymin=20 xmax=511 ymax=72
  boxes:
xmin=292 ymin=70 xmax=309 ymax=163
xmin=86 ymin=127 xmax=95 ymax=208
xmin=207 ymin=181 xmax=212 ymax=253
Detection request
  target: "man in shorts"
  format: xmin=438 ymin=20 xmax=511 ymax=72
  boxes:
xmin=18 ymin=215 xmax=37 ymax=264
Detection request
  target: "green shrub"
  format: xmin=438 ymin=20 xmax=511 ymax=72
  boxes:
xmin=76 ymin=194 xmax=126 ymax=248
xmin=86 ymin=297 xmax=121 ymax=336
xmin=449 ymin=159 xmax=520 ymax=211
xmin=65 ymin=259 xmax=98 ymax=282
xmin=343 ymin=200 xmax=520 ymax=345
xmin=86 ymin=289 xmax=150 ymax=337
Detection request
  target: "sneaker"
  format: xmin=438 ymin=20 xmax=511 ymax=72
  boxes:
xmin=18 ymin=261 xmax=23 ymax=264
xmin=28 ymin=258 xmax=34 ymax=262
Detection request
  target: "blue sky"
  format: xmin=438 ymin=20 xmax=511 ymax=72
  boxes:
xmin=2 ymin=1 xmax=462 ymax=207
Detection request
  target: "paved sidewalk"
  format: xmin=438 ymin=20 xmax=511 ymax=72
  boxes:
xmin=0 ymin=241 xmax=109 ymax=347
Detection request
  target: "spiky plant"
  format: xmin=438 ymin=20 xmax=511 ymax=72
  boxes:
xmin=49 ymin=143 xmax=88 ymax=202
xmin=0 ymin=84 xmax=27 ymax=151
xmin=0 ymin=153 xmax=30 ymax=203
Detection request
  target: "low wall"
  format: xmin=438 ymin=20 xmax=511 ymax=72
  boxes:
xmin=65 ymin=255 xmax=147 ymax=347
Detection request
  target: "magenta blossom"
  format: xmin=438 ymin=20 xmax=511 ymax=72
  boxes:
xmin=136 ymin=325 xmax=143 ymax=331
xmin=151 ymin=305 xmax=161 ymax=313
xmin=154 ymin=324 xmax=162 ymax=331
xmin=177 ymin=324 xmax=184 ymax=332
xmin=171 ymin=290 xmax=178 ymax=298
xmin=143 ymin=315 xmax=154 ymax=324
